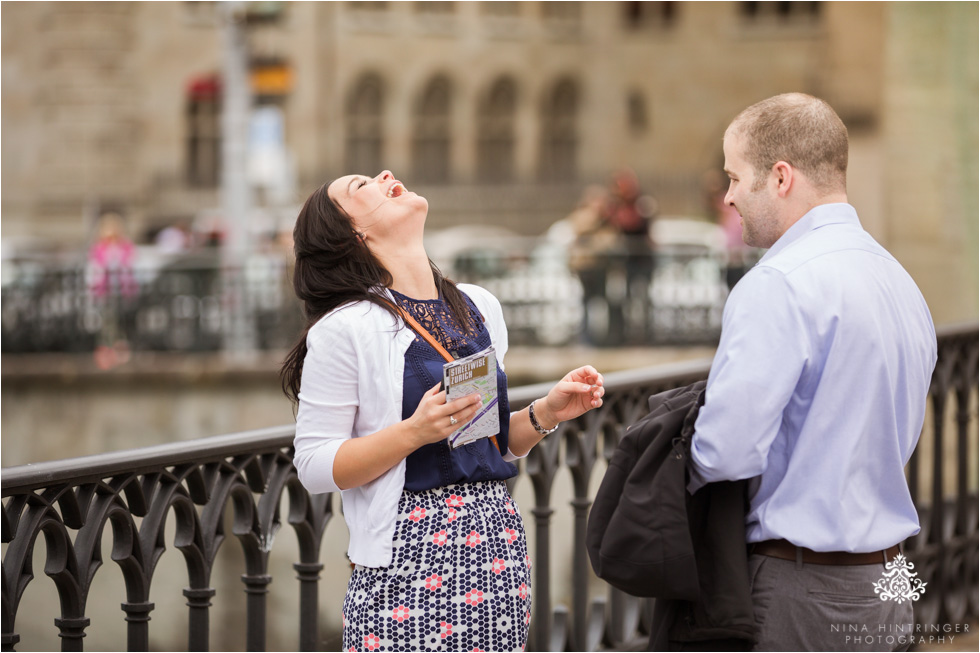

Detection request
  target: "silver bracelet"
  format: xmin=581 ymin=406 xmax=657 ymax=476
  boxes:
xmin=529 ymin=400 xmax=559 ymax=435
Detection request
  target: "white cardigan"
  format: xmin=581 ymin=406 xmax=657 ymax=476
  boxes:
xmin=292 ymin=284 xmax=524 ymax=568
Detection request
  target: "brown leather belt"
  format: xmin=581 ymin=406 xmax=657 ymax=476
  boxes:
xmin=752 ymin=539 xmax=901 ymax=566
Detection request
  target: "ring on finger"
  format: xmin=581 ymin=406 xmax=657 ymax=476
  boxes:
xmin=449 ymin=415 xmax=458 ymax=426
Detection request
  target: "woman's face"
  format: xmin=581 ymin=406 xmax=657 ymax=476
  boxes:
xmin=326 ymin=170 xmax=427 ymax=244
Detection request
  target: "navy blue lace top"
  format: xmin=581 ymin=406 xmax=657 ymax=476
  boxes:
xmin=392 ymin=289 xmax=517 ymax=492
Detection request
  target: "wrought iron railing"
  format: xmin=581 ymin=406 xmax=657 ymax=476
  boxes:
xmin=2 ymin=323 xmax=976 ymax=651
xmin=1 ymin=242 xmax=734 ymax=355
xmin=0 ymin=254 xmax=301 ymax=355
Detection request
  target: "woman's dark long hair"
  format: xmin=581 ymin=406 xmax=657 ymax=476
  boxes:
xmin=280 ymin=181 xmax=476 ymax=404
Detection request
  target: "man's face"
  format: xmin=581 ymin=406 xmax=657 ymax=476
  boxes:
xmin=723 ymin=133 xmax=783 ymax=249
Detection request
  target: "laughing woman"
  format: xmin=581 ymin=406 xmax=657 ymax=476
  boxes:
xmin=281 ymin=170 xmax=604 ymax=652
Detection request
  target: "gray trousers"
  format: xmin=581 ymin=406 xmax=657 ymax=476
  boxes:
xmin=749 ymin=554 xmax=915 ymax=652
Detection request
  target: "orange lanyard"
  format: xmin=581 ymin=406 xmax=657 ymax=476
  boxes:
xmin=385 ymin=298 xmax=502 ymax=455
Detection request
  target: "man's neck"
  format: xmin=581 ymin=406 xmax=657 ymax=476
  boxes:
xmin=784 ymin=191 xmax=849 ymax=232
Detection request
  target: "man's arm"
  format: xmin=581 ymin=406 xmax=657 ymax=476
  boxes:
xmin=688 ymin=267 xmax=810 ymax=492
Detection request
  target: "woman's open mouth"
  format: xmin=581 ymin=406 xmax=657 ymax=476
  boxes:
xmin=387 ymin=182 xmax=406 ymax=198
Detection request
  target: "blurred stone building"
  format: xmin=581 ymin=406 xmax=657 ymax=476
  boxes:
xmin=1 ymin=4 xmax=977 ymax=650
xmin=1 ymin=1 xmax=977 ymax=323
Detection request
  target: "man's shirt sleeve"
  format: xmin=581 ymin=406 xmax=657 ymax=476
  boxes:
xmin=688 ymin=266 xmax=810 ymax=493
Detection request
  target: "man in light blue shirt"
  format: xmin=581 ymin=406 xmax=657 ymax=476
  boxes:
xmin=689 ymin=93 xmax=937 ymax=651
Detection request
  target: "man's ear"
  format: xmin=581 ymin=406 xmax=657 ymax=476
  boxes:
xmin=772 ymin=161 xmax=794 ymax=197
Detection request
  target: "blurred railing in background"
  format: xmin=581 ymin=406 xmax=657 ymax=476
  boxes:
xmin=1 ymin=252 xmax=300 ymax=355
xmin=2 ymin=323 xmax=976 ymax=652
xmin=2 ymin=220 xmax=751 ymax=354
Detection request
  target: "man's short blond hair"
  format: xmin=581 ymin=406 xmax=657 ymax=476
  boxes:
xmin=727 ymin=93 xmax=848 ymax=193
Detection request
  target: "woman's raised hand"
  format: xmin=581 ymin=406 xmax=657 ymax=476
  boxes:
xmin=405 ymin=382 xmax=482 ymax=448
xmin=535 ymin=365 xmax=605 ymax=428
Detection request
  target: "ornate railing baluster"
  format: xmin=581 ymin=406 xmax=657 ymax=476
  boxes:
xmin=1 ymin=326 xmax=976 ymax=651
xmin=121 ymin=602 xmax=153 ymax=651
xmin=292 ymin=563 xmax=322 ymax=651
xmin=241 ymin=574 xmax=271 ymax=652
xmin=53 ymin=616 xmax=89 ymax=652
xmin=606 ymin=589 xmax=643 ymax=648
xmin=228 ymin=455 xmax=270 ymax=653
xmin=183 ymin=588 xmax=215 ymax=651
xmin=523 ymin=427 xmax=564 ymax=653
xmin=946 ymin=337 xmax=978 ymax=624
xmin=287 ymin=486 xmax=333 ymax=652
xmin=565 ymin=409 xmax=604 ymax=652
xmin=928 ymin=376 xmax=949 ymax=627
xmin=77 ymin=484 xmax=150 ymax=652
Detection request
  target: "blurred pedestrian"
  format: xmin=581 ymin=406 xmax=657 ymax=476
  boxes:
xmin=154 ymin=220 xmax=193 ymax=255
xmin=87 ymin=211 xmax=137 ymax=369
xmin=282 ymin=169 xmax=605 ymax=652
xmin=601 ymin=168 xmax=657 ymax=344
xmin=566 ymin=184 xmax=616 ymax=345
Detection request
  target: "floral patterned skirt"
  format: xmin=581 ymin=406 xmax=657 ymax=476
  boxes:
xmin=342 ymin=480 xmax=532 ymax=652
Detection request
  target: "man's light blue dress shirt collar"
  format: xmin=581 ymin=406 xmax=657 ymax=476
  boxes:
xmin=759 ymin=202 xmax=859 ymax=265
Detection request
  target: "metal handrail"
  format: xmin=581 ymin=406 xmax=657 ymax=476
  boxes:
xmin=1 ymin=358 xmax=715 ymax=494
xmin=2 ymin=324 xmax=977 ymax=652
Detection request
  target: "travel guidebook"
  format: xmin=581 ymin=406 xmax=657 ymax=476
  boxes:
xmin=443 ymin=345 xmax=499 ymax=449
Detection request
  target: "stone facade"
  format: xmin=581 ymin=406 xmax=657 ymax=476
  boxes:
xmin=1 ymin=1 xmax=976 ymax=322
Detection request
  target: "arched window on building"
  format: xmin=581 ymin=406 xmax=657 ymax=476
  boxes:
xmin=627 ymin=90 xmax=648 ymax=134
xmin=476 ymin=77 xmax=517 ymax=183
xmin=414 ymin=1 xmax=455 ymax=15
xmin=539 ymin=78 xmax=579 ymax=182
xmin=740 ymin=1 xmax=820 ymax=25
xmin=623 ymin=1 xmax=676 ymax=29
xmin=347 ymin=1 xmax=389 ymax=11
xmin=186 ymin=74 xmax=221 ymax=187
xmin=481 ymin=1 xmax=519 ymax=17
xmin=542 ymin=1 xmax=581 ymax=23
xmin=412 ymin=76 xmax=452 ymax=183
xmin=346 ymin=73 xmax=384 ymax=174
